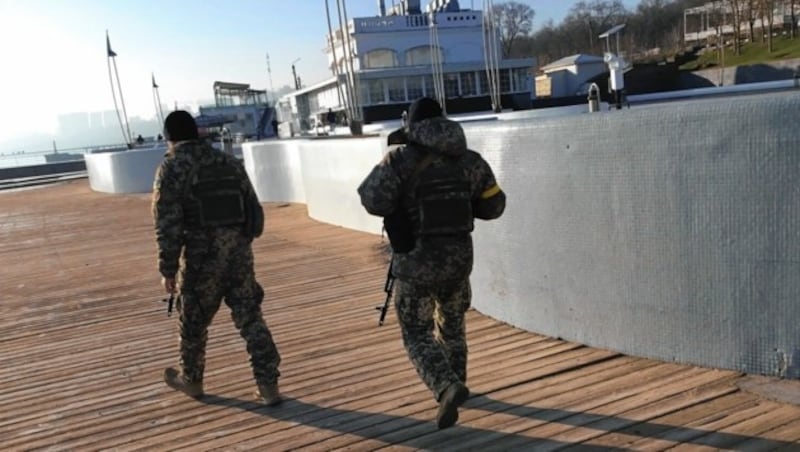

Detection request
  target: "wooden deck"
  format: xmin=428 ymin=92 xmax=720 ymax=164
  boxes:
xmin=2 ymin=180 xmax=799 ymax=451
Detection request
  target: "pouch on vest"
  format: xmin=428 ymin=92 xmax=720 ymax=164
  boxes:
xmin=383 ymin=212 xmax=415 ymax=253
xmin=243 ymin=191 xmax=264 ymax=239
xmin=416 ymin=177 xmax=474 ymax=235
xmin=188 ymin=163 xmax=246 ymax=228
xmin=383 ymin=153 xmax=437 ymax=253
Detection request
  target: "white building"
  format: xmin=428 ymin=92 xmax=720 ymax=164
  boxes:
xmin=198 ymin=82 xmax=276 ymax=140
xmin=278 ymin=0 xmax=535 ymax=131
xmin=684 ymin=1 xmax=799 ymax=43
xmin=535 ymin=54 xmax=607 ymax=98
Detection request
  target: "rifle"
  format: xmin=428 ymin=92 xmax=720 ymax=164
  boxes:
xmin=375 ymin=262 xmax=395 ymax=326
xmin=162 ymin=293 xmax=175 ymax=317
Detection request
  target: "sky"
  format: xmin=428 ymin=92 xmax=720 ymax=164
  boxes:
xmin=0 ymin=0 xmax=639 ymax=146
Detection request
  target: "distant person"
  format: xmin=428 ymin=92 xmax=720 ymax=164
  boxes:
xmin=271 ymin=118 xmax=279 ymax=138
xmin=136 ymin=134 xmax=145 ymax=145
xmin=157 ymin=134 xmax=163 ymax=141
xmin=327 ymin=109 xmax=336 ymax=133
xmin=357 ymin=97 xmax=506 ymax=429
xmin=152 ymin=110 xmax=282 ymax=405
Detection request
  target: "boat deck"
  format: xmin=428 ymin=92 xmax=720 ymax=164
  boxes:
xmin=2 ymin=180 xmax=799 ymax=451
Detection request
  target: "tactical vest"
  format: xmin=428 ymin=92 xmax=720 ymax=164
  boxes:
xmin=184 ymin=160 xmax=246 ymax=229
xmin=412 ymin=154 xmax=474 ymax=236
xmin=384 ymin=150 xmax=474 ymax=253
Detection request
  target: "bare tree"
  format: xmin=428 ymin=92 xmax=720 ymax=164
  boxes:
xmin=630 ymin=0 xmax=706 ymax=55
xmin=565 ymin=0 xmax=629 ymax=54
xmin=790 ymin=0 xmax=797 ymax=38
xmin=746 ymin=0 xmax=758 ymax=42
xmin=491 ymin=1 xmax=535 ymax=57
xmin=725 ymin=0 xmax=743 ymax=54
xmin=760 ymin=0 xmax=775 ymax=51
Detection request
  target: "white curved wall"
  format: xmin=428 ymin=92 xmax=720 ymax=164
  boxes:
xmin=299 ymin=137 xmax=385 ymax=234
xmin=243 ymin=137 xmax=384 ymax=235
xmin=466 ymin=92 xmax=800 ymax=378
xmin=242 ymin=141 xmax=306 ymax=203
xmin=244 ymin=92 xmax=800 ymax=378
xmin=84 ymin=146 xmax=166 ymax=194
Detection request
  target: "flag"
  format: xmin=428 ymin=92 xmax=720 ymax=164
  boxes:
xmin=106 ymin=32 xmax=117 ymax=57
xmin=152 ymin=73 xmax=158 ymax=89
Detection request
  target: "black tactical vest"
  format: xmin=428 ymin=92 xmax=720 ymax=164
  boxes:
xmin=184 ymin=161 xmax=246 ymax=229
xmin=412 ymin=155 xmax=474 ymax=236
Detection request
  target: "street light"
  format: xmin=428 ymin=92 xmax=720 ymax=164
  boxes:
xmin=291 ymin=58 xmax=301 ymax=90
xmin=266 ymin=52 xmax=275 ymax=103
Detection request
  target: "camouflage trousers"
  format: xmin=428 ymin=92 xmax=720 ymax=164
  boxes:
xmin=394 ymin=277 xmax=471 ymax=401
xmin=176 ymin=250 xmax=281 ymax=387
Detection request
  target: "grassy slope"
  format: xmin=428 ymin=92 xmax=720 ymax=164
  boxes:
xmin=680 ymin=34 xmax=800 ymax=71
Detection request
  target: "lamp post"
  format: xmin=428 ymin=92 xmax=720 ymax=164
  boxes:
xmin=266 ymin=52 xmax=275 ymax=103
xmin=291 ymin=58 xmax=301 ymax=90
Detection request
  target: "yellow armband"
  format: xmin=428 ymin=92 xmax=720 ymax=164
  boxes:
xmin=481 ymin=184 xmax=502 ymax=199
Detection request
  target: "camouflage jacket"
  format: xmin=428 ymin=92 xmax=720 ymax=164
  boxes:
xmin=358 ymin=117 xmax=506 ymax=285
xmin=151 ymin=140 xmax=259 ymax=278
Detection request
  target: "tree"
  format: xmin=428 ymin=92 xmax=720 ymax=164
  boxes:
xmin=565 ymin=0 xmax=629 ymax=54
xmin=629 ymin=0 xmax=701 ymax=55
xmin=745 ymin=0 xmax=758 ymax=42
xmin=491 ymin=1 xmax=535 ymax=57
xmin=791 ymin=0 xmax=798 ymax=38
xmin=726 ymin=0 xmax=743 ymax=54
xmin=760 ymin=0 xmax=775 ymax=52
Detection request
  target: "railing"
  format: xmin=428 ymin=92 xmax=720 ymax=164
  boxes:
xmin=0 ymin=142 xmax=133 ymax=169
xmin=352 ymin=11 xmax=482 ymax=33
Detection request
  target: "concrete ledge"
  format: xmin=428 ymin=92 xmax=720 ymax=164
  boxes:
xmin=243 ymin=137 xmax=383 ymax=234
xmin=84 ymin=146 xmax=166 ymax=194
xmin=242 ymin=141 xmax=307 ymax=203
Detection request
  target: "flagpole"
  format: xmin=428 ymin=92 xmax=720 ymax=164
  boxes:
xmin=152 ymin=73 xmax=165 ymax=127
xmin=112 ymin=57 xmax=133 ymax=145
xmin=106 ymin=31 xmax=130 ymax=146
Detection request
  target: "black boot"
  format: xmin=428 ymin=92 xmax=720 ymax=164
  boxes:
xmin=436 ymin=381 xmax=469 ymax=429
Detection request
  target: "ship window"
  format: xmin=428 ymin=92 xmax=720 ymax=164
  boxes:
xmin=367 ymin=79 xmax=387 ymax=104
xmin=444 ymin=73 xmax=459 ymax=97
xmin=422 ymin=74 xmax=435 ymax=97
xmin=500 ymin=69 xmax=511 ymax=93
xmin=478 ymin=72 xmax=489 ymax=94
xmin=460 ymin=72 xmax=476 ymax=96
xmin=513 ymin=68 xmax=529 ymax=92
xmin=386 ymin=78 xmax=406 ymax=102
xmin=407 ymin=76 xmax=424 ymax=100
xmin=406 ymin=46 xmax=444 ymax=66
xmin=364 ymin=49 xmax=398 ymax=69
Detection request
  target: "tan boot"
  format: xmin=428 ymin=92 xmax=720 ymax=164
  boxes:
xmin=436 ymin=381 xmax=469 ymax=429
xmin=163 ymin=368 xmax=204 ymax=399
xmin=255 ymin=382 xmax=282 ymax=406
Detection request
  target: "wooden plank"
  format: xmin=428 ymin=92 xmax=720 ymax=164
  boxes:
xmin=1 ymin=180 xmax=799 ymax=451
xmin=564 ymin=392 xmax=758 ymax=449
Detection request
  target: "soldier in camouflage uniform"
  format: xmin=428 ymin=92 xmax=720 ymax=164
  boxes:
xmin=358 ymin=97 xmax=506 ymax=428
xmin=152 ymin=111 xmax=282 ymax=405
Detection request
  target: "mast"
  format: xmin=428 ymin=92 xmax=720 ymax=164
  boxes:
xmin=152 ymin=73 xmax=165 ymax=127
xmin=106 ymin=31 xmax=132 ymax=145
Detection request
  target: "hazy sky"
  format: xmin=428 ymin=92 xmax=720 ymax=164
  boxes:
xmin=0 ymin=0 xmax=639 ymax=143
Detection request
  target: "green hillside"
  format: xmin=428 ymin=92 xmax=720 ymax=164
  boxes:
xmin=680 ymin=35 xmax=800 ymax=70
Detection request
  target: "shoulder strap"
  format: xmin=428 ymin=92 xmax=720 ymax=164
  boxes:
xmin=183 ymin=160 xmax=201 ymax=199
xmin=408 ymin=152 xmax=437 ymax=188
